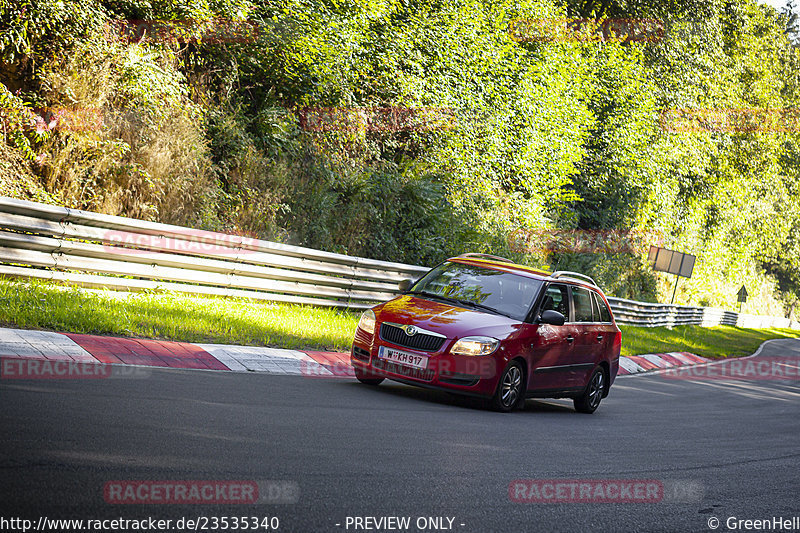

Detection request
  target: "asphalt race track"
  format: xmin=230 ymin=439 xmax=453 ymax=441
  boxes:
xmin=2 ymin=339 xmax=800 ymax=532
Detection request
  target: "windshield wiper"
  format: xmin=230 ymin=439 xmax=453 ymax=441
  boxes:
xmin=460 ymin=300 xmax=504 ymax=315
xmin=407 ymin=290 xmax=465 ymax=307
xmin=407 ymin=290 xmax=443 ymax=301
xmin=408 ymin=291 xmax=507 ymax=317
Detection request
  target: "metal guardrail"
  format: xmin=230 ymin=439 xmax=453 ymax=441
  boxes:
xmin=0 ymin=196 xmax=797 ymax=328
xmin=0 ymin=197 xmax=428 ymax=309
xmin=606 ymin=297 xmax=799 ymax=329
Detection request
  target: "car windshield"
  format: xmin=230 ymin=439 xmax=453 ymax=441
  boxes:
xmin=410 ymin=261 xmax=542 ymax=321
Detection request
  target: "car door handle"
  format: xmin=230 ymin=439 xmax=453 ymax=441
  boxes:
xmin=596 ymin=335 xmax=603 ymax=342
xmin=566 ymin=335 xmax=574 ymax=343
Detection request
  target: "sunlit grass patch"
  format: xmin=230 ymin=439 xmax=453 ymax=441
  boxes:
xmin=0 ymin=277 xmax=360 ymax=351
xmin=620 ymin=324 xmax=798 ymax=359
xmin=0 ymin=277 xmax=796 ymax=357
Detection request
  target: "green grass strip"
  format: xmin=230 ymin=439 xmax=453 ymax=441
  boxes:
xmin=0 ymin=277 xmax=360 ymax=351
xmin=620 ymin=325 xmax=797 ymax=359
xmin=0 ymin=277 xmax=796 ymax=357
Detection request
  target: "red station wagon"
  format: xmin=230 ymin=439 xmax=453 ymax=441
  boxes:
xmin=350 ymin=254 xmax=621 ymax=413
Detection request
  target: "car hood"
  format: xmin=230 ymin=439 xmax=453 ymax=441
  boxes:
xmin=374 ymin=294 xmax=522 ymax=339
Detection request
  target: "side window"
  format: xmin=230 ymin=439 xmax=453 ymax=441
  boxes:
xmin=540 ymin=284 xmax=570 ymax=320
xmin=592 ymin=292 xmax=612 ymax=323
xmin=571 ymin=287 xmax=594 ymax=322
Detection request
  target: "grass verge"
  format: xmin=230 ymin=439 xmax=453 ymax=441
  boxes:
xmin=0 ymin=277 xmax=796 ymax=357
xmin=0 ymin=277 xmax=360 ymax=351
xmin=620 ymin=325 xmax=797 ymax=359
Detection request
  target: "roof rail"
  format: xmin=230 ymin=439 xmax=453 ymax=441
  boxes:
xmin=550 ymin=271 xmax=598 ymax=287
xmin=457 ymin=253 xmax=514 ymax=264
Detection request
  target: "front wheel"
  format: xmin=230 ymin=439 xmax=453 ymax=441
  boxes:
xmin=490 ymin=361 xmax=524 ymax=412
xmin=573 ymin=367 xmax=606 ymax=414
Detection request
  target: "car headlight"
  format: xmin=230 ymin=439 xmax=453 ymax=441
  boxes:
xmin=450 ymin=336 xmax=500 ymax=356
xmin=357 ymin=309 xmax=377 ymax=335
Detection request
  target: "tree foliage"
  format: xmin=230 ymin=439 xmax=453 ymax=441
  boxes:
xmin=0 ymin=0 xmax=799 ymax=316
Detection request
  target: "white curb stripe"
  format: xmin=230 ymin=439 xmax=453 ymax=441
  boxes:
xmin=666 ymin=352 xmax=696 ymax=365
xmin=196 ymin=344 xmax=332 ymax=375
xmin=642 ymin=354 xmax=673 ymax=368
xmin=0 ymin=327 xmax=97 ymax=362
xmin=619 ymin=358 xmax=645 ymax=374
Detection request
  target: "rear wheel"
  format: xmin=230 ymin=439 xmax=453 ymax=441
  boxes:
xmin=490 ymin=361 xmax=524 ymax=412
xmin=354 ymin=367 xmax=384 ymax=386
xmin=573 ymin=367 xmax=605 ymax=414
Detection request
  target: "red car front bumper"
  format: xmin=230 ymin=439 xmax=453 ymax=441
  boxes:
xmin=351 ymin=330 xmax=503 ymax=398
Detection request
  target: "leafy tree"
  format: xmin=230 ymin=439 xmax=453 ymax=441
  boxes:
xmin=1 ymin=0 xmax=800 ymax=315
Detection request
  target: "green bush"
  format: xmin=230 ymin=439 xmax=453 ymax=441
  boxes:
xmin=0 ymin=0 xmax=799 ymax=318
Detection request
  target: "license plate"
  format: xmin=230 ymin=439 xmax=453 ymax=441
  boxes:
xmin=378 ymin=346 xmax=428 ymax=370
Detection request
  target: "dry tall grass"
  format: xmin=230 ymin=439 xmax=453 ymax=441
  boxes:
xmin=33 ymin=37 xmax=215 ymax=224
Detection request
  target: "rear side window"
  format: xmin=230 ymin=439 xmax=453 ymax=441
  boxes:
xmin=571 ymin=287 xmax=594 ymax=322
xmin=592 ymin=292 xmax=612 ymax=323
xmin=541 ymin=284 xmax=570 ymax=319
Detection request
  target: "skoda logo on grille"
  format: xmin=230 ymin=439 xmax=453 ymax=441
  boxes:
xmin=404 ymin=326 xmax=418 ymax=337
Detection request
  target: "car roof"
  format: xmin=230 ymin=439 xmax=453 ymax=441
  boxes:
xmin=448 ymin=256 xmax=604 ymax=293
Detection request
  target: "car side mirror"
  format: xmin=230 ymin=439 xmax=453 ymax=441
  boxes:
xmin=539 ymin=310 xmax=566 ymax=326
xmin=398 ymin=279 xmax=413 ymax=293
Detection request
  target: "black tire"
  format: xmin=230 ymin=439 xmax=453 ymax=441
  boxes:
xmin=490 ymin=361 xmax=525 ymax=412
xmin=573 ymin=367 xmax=606 ymax=414
xmin=354 ymin=367 xmax=384 ymax=386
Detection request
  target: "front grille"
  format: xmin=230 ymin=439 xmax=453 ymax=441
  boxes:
xmin=373 ymin=358 xmax=435 ymax=382
xmin=351 ymin=346 xmax=370 ymax=362
xmin=379 ymin=323 xmax=446 ymax=352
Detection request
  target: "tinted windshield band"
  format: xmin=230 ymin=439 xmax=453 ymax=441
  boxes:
xmin=411 ymin=262 xmax=542 ymax=321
